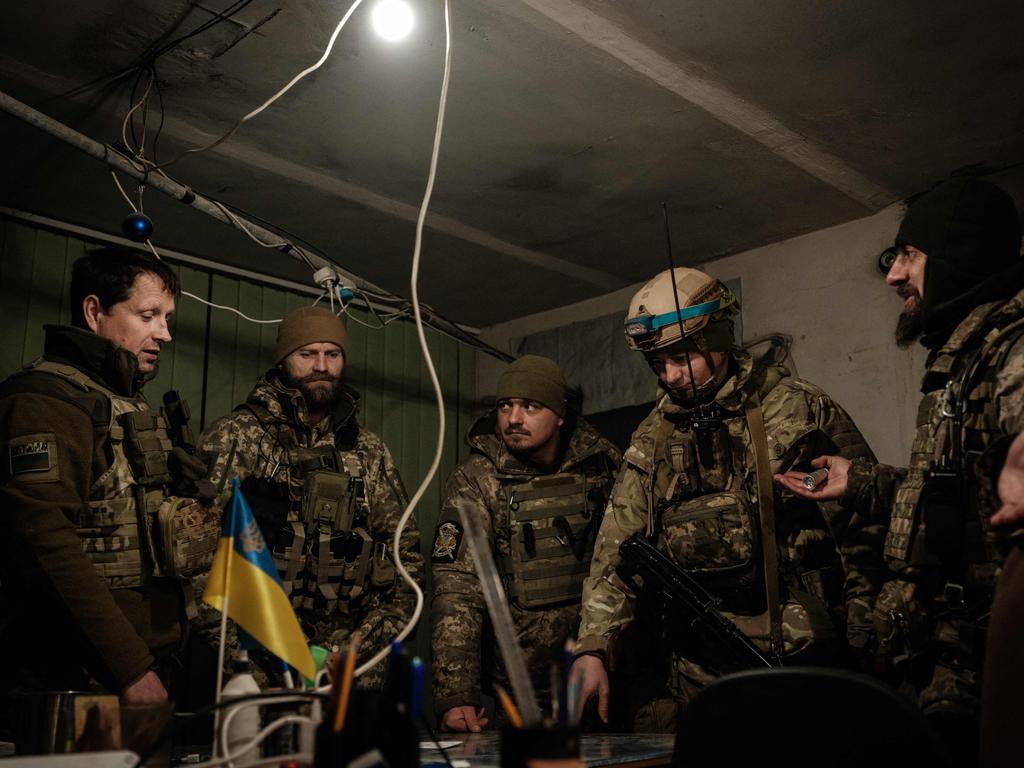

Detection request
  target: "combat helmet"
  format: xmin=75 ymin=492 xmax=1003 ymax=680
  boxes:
xmin=624 ymin=267 xmax=737 ymax=354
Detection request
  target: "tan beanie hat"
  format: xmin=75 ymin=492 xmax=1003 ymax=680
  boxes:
xmin=495 ymin=355 xmax=568 ymax=417
xmin=273 ymin=306 xmax=348 ymax=363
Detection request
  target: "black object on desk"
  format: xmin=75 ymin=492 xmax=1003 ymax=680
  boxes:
xmin=500 ymin=726 xmax=579 ymax=768
xmin=422 ymin=733 xmax=675 ymax=768
xmin=315 ymin=689 xmax=419 ymax=768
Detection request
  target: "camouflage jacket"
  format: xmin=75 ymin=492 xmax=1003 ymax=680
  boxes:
xmin=430 ymin=412 xmax=621 ymax=715
xmin=577 ymin=351 xmax=879 ymax=673
xmin=841 ymin=289 xmax=1024 ymax=670
xmin=198 ymin=371 xmax=423 ymax=676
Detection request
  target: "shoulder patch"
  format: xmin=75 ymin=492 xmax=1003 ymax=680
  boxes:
xmin=431 ymin=520 xmax=464 ymax=563
xmin=8 ymin=433 xmax=60 ymax=483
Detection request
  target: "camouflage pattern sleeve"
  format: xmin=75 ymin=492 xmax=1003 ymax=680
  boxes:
xmin=430 ymin=464 xmax=490 ymax=714
xmin=995 ymin=334 xmax=1024 ymax=435
xmin=809 ymin=393 xmax=895 ymax=656
xmin=347 ymin=434 xmax=423 ymax=670
xmin=576 ymin=458 xmax=648 ymax=662
xmin=198 ymin=414 xmax=260 ymax=511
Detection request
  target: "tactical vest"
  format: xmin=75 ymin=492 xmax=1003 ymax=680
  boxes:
xmin=655 ymin=416 xmax=763 ymax=608
xmin=498 ymin=470 xmax=603 ymax=609
xmin=886 ymin=315 xmax=1024 ymax=569
xmin=20 ymin=360 xmax=173 ymax=588
xmin=244 ymin=409 xmax=380 ymax=618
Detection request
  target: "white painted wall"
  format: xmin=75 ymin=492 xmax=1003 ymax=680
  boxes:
xmin=479 ymin=203 xmax=930 ymax=466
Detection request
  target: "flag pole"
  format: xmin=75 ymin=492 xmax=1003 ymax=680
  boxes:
xmin=211 ymin=490 xmax=237 ymax=755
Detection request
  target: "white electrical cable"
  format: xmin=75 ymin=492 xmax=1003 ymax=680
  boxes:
xmin=160 ymin=0 xmax=366 ymax=168
xmin=120 ymin=70 xmax=154 ymax=158
xmin=201 ymin=713 xmax=314 ymax=768
xmin=140 ymin=239 xmax=284 ymax=324
xmin=219 ymin=695 xmax=313 ymax=762
xmin=210 ymin=200 xmax=290 ymax=249
xmin=111 ymin=171 xmax=138 ymax=212
xmin=180 ymin=289 xmax=283 ymax=324
xmin=345 ymin=0 xmax=454 ymax=681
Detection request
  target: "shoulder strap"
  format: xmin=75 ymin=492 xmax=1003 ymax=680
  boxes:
xmin=743 ymin=391 xmax=784 ymax=660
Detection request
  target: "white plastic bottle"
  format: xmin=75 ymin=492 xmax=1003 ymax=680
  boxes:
xmin=221 ymin=651 xmax=262 ymax=765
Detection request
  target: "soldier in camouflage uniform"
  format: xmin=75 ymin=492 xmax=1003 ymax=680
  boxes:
xmin=0 ymin=248 xmax=218 ymax=725
xmin=199 ymin=306 xmax=422 ymax=687
xmin=778 ymin=177 xmax=1024 ymax=765
xmin=573 ymin=267 xmax=879 ymax=731
xmin=431 ymin=355 xmax=621 ymax=731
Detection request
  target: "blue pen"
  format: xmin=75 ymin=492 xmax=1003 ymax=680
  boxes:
xmin=409 ymin=656 xmax=425 ymax=722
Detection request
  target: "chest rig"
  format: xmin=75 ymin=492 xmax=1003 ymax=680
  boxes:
xmin=498 ymin=469 xmax=608 ymax=609
xmin=653 ymin=405 xmax=763 ymax=605
xmin=24 ymin=361 xmax=174 ymax=589
xmin=262 ymin=430 xmax=377 ymax=618
xmin=887 ymin=316 xmax=1024 ymax=568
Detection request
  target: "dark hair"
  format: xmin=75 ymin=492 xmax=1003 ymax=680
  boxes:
xmin=70 ymin=247 xmax=180 ymax=328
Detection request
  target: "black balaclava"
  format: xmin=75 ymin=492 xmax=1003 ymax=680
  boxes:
xmin=896 ymin=178 xmax=1023 ymax=348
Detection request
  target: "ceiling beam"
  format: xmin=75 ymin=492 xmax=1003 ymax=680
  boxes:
xmin=516 ymin=0 xmax=896 ymax=210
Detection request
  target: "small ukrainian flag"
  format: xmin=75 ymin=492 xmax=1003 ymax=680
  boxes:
xmin=203 ymin=477 xmax=316 ymax=681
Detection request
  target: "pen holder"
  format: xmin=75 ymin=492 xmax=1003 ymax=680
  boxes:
xmin=501 ymin=725 xmax=580 ymax=768
xmin=314 ymin=690 xmax=418 ymax=768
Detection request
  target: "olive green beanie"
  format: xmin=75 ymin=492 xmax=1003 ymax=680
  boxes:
xmin=273 ymin=306 xmax=348 ymax=363
xmin=495 ymin=355 xmax=568 ymax=417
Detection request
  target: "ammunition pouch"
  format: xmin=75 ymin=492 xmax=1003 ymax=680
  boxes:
xmin=120 ymin=409 xmax=174 ymax=487
xmin=157 ymin=496 xmax=220 ymax=578
xmin=500 ymin=471 xmax=597 ymax=609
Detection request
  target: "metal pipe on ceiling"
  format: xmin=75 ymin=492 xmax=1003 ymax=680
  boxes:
xmin=0 ymin=88 xmax=513 ymax=362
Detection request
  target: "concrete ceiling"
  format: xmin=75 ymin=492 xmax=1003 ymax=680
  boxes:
xmin=1 ymin=0 xmax=1022 ymax=327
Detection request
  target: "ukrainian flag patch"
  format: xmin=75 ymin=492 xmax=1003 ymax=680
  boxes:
xmin=8 ymin=433 xmax=59 ymax=481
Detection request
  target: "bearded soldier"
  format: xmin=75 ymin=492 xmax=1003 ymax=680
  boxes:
xmin=573 ymin=267 xmax=880 ymax=731
xmin=431 ymin=355 xmax=621 ymax=732
xmin=199 ymin=306 xmax=422 ymax=685
xmin=0 ymin=248 xmax=218 ymax=727
xmin=777 ymin=177 xmax=1024 ymax=765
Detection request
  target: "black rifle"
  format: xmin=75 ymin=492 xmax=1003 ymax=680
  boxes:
xmin=618 ymin=533 xmax=776 ymax=670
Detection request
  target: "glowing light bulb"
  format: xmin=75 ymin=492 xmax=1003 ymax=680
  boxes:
xmin=371 ymin=0 xmax=414 ymax=42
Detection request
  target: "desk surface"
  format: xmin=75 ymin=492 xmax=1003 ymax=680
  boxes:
xmin=421 ymin=733 xmax=675 ymax=768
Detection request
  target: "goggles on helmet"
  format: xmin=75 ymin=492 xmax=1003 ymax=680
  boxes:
xmin=624 ymin=294 xmax=735 ymax=347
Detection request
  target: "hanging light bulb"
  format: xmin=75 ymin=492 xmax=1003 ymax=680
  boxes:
xmin=371 ymin=0 xmax=414 ymax=42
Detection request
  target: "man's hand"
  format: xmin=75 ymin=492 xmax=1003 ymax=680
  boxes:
xmin=121 ymin=670 xmax=168 ymax=706
xmin=991 ymin=433 xmax=1024 ymax=528
xmin=441 ymin=706 xmax=489 ymax=733
xmin=774 ymin=455 xmax=850 ymax=501
xmin=572 ymin=655 xmax=609 ymax=724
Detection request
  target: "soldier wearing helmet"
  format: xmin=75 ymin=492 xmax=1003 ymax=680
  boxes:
xmin=571 ymin=266 xmax=882 ymax=730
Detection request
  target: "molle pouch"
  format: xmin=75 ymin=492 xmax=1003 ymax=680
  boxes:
xmin=660 ymin=490 xmax=758 ymax=578
xmin=273 ymin=521 xmax=307 ymax=597
xmin=157 ymin=496 xmax=220 ymax=578
xmin=119 ymin=410 xmax=173 ymax=486
xmin=921 ymin=461 xmax=965 ymax=557
xmin=370 ymin=540 xmax=396 ymax=588
xmin=331 ymin=527 xmax=373 ymax=610
xmin=302 ymin=469 xmax=356 ymax=533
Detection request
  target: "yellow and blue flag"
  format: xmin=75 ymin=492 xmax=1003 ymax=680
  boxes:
xmin=202 ymin=477 xmax=315 ymax=680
